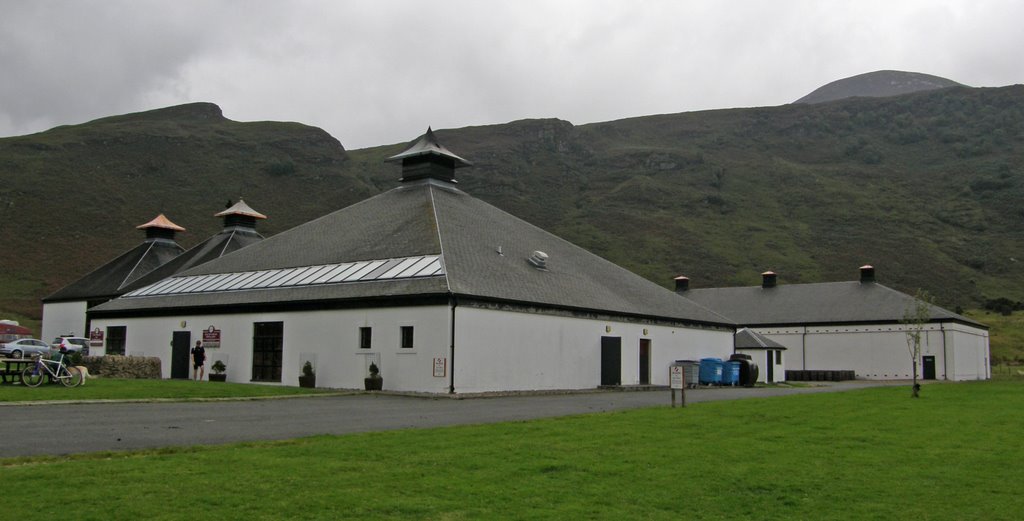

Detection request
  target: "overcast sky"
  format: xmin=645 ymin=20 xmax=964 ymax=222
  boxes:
xmin=2 ymin=0 xmax=1022 ymax=149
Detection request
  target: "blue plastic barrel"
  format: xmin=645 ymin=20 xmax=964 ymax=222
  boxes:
xmin=699 ymin=358 xmax=723 ymax=385
xmin=722 ymin=361 xmax=740 ymax=386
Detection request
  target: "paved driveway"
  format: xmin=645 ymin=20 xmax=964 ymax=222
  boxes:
xmin=1 ymin=381 xmax=895 ymax=458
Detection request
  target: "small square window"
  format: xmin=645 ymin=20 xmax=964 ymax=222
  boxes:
xmin=775 ymin=350 xmax=782 ymax=364
xmin=359 ymin=327 xmax=372 ymax=349
xmin=400 ymin=326 xmax=414 ymax=349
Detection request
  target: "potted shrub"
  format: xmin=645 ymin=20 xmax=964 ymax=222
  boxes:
xmin=298 ymin=360 xmax=316 ymax=388
xmin=209 ymin=360 xmax=227 ymax=382
xmin=364 ymin=362 xmax=383 ymax=391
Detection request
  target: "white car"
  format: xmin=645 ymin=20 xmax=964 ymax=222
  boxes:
xmin=1 ymin=338 xmax=52 ymax=358
xmin=52 ymin=336 xmax=90 ymax=355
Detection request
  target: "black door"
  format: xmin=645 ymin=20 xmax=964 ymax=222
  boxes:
xmin=600 ymin=336 xmax=621 ymax=386
xmin=638 ymin=339 xmax=651 ymax=385
xmin=170 ymin=331 xmax=191 ymax=379
xmin=922 ymin=355 xmax=936 ymax=380
xmin=766 ymin=350 xmax=774 ymax=382
xmin=252 ymin=322 xmax=284 ymax=382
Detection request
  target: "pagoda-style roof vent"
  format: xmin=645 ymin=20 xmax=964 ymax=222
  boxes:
xmin=386 ymin=127 xmax=472 ymax=184
xmin=215 ymin=198 xmax=267 ymax=230
xmin=136 ymin=213 xmax=185 ymax=242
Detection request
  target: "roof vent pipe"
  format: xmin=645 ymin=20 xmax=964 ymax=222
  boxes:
xmin=859 ymin=264 xmax=875 ymax=283
xmin=674 ymin=276 xmax=690 ymax=292
xmin=761 ymin=271 xmax=777 ymax=289
xmin=528 ymin=251 xmax=549 ymax=270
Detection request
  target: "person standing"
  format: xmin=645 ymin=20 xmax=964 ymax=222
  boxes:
xmin=191 ymin=340 xmax=206 ymax=381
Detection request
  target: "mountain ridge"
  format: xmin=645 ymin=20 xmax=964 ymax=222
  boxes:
xmin=794 ymin=70 xmax=965 ymax=104
xmin=3 ymin=83 xmax=1023 ymax=325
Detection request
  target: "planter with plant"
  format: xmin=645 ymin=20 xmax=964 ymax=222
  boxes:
xmin=299 ymin=360 xmax=316 ymax=388
xmin=364 ymin=362 xmax=383 ymax=391
xmin=209 ymin=360 xmax=227 ymax=382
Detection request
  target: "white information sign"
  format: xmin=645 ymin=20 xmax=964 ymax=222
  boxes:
xmin=433 ymin=357 xmax=447 ymax=377
xmin=670 ymin=366 xmax=685 ymax=390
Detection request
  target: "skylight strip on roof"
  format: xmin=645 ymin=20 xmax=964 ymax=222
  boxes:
xmin=129 ymin=278 xmax=178 ymax=297
xmin=377 ymin=257 xmax=421 ymax=280
xmin=345 ymin=260 xmax=385 ymax=281
xmin=122 ymin=255 xmax=448 ymax=299
xmin=413 ymin=258 xmax=443 ymax=277
xmin=214 ymin=271 xmax=260 ymax=291
xmin=324 ymin=263 xmax=363 ymax=283
xmin=149 ymin=277 xmax=194 ymax=295
xmin=188 ymin=274 xmax=232 ymax=293
xmin=251 ymin=269 xmax=294 ymax=289
xmin=292 ymin=265 xmax=335 ymax=286
xmin=311 ymin=263 xmax=352 ymax=284
xmin=286 ymin=265 xmax=328 ymax=286
xmin=175 ymin=275 xmax=219 ymax=294
xmin=399 ymin=256 xmax=437 ymax=278
xmin=264 ymin=267 xmax=307 ymax=288
xmin=237 ymin=270 xmax=280 ymax=289
xmin=363 ymin=258 xmax=404 ymax=281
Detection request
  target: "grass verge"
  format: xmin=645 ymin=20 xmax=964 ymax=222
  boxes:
xmin=0 ymin=378 xmax=331 ymax=402
xmin=1 ymin=381 xmax=1020 ymax=520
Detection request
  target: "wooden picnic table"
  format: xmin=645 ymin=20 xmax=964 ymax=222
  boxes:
xmin=0 ymin=357 xmax=38 ymax=384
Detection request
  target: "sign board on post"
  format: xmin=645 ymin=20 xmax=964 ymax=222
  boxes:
xmin=202 ymin=326 xmax=221 ymax=348
xmin=432 ymin=357 xmax=447 ymax=377
xmin=89 ymin=327 xmax=104 ymax=348
xmin=670 ymin=366 xmax=684 ymax=390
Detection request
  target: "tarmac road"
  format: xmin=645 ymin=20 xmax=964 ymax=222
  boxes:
xmin=1 ymin=381 xmax=896 ymax=458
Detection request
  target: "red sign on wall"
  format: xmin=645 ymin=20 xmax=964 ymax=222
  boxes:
xmin=202 ymin=326 xmax=221 ymax=348
xmin=89 ymin=327 xmax=104 ymax=348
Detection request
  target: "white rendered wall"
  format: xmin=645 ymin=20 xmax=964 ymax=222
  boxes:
xmin=755 ymin=322 xmax=990 ymax=381
xmin=453 ymin=306 xmax=733 ymax=393
xmin=90 ymin=305 xmax=452 ymax=392
xmin=91 ymin=303 xmax=734 ymax=392
xmin=41 ymin=301 xmax=88 ymax=341
xmin=735 ymin=349 xmax=785 ymax=383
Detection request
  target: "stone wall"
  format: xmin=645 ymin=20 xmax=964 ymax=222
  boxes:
xmin=81 ymin=355 xmax=161 ymax=379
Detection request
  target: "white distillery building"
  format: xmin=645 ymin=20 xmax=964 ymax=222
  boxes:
xmin=41 ymin=214 xmax=187 ymax=344
xmin=679 ymin=267 xmax=990 ymax=381
xmin=89 ymin=130 xmax=735 ymax=393
xmin=41 ymin=201 xmax=266 ymax=350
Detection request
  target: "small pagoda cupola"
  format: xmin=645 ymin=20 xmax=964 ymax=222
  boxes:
xmin=136 ymin=213 xmax=185 ymax=243
xmin=215 ymin=198 xmax=267 ymax=231
xmin=386 ymin=127 xmax=472 ymax=184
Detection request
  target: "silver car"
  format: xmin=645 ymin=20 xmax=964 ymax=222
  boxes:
xmin=1 ymin=338 xmax=52 ymax=358
xmin=52 ymin=336 xmax=90 ymax=355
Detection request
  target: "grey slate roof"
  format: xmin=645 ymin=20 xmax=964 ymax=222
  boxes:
xmin=735 ymin=328 xmax=787 ymax=350
xmin=43 ymin=239 xmax=184 ymax=302
xmin=92 ymin=179 xmax=732 ymax=326
xmin=683 ymin=281 xmax=985 ymax=328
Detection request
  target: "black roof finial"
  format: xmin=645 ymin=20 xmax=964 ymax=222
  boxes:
xmin=386 ymin=127 xmax=472 ymax=184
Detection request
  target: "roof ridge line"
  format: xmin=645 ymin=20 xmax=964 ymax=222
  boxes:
xmin=427 ymin=185 xmax=451 ymax=292
xmin=117 ymin=241 xmax=156 ymax=290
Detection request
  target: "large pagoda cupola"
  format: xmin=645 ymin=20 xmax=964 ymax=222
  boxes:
xmin=136 ymin=213 xmax=186 ymax=243
xmin=386 ymin=127 xmax=472 ymax=184
xmin=215 ymin=198 xmax=267 ymax=232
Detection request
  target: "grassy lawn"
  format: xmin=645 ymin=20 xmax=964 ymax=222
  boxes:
xmin=0 ymin=378 xmax=332 ymax=402
xmin=1 ymin=381 xmax=1020 ymax=520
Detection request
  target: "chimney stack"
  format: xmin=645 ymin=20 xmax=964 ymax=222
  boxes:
xmin=674 ymin=276 xmax=690 ymax=292
xmin=859 ymin=265 xmax=875 ymax=283
xmin=761 ymin=271 xmax=777 ymax=289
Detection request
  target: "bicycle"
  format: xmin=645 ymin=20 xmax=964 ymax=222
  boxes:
xmin=21 ymin=352 xmax=83 ymax=387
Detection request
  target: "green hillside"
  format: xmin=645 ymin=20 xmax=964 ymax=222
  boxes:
xmin=2 ymin=86 xmax=1023 ymax=330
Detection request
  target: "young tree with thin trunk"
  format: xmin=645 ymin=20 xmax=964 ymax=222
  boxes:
xmin=901 ymin=289 xmax=933 ymax=398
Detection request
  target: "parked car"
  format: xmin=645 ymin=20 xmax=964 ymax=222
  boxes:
xmin=1 ymin=338 xmax=52 ymax=358
xmin=52 ymin=336 xmax=90 ymax=356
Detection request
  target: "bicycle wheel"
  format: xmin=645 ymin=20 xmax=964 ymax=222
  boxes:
xmin=60 ymin=366 xmax=83 ymax=388
xmin=21 ymin=365 xmax=45 ymax=387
